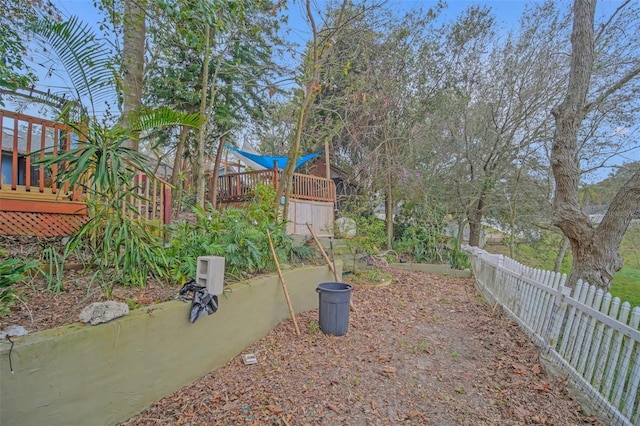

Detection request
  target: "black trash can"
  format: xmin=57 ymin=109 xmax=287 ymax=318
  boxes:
xmin=316 ymin=282 xmax=352 ymax=336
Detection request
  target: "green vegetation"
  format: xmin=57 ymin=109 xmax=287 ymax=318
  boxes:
xmin=610 ymin=267 xmax=640 ymax=308
xmin=165 ymin=184 xmax=313 ymax=284
xmin=0 ymin=253 xmax=38 ymax=316
xmin=32 ymin=16 xmax=204 ymax=297
xmin=338 ymin=198 xmax=470 ymax=271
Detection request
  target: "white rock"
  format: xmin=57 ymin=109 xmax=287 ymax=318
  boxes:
xmin=79 ymin=301 xmax=129 ymax=325
xmin=0 ymin=325 xmax=28 ymax=339
xmin=335 ymin=217 xmax=357 ymax=238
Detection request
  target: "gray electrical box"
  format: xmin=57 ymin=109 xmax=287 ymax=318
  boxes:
xmin=196 ymin=256 xmax=225 ymax=295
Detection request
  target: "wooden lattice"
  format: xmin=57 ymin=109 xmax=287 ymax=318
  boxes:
xmin=0 ymin=211 xmax=88 ymax=237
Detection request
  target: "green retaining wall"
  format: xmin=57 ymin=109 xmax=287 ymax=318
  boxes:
xmin=0 ymin=264 xmax=340 ymax=426
xmin=389 ymin=263 xmax=472 ymax=278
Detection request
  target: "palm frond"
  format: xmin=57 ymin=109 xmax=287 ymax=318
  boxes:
xmin=31 ymin=16 xmax=115 ymax=117
xmin=130 ymin=107 xmax=205 ymax=132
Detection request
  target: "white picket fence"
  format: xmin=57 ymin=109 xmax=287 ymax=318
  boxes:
xmin=465 ymin=247 xmax=640 ymax=426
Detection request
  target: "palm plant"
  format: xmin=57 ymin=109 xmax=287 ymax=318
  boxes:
xmin=31 ymin=16 xmax=204 ymax=294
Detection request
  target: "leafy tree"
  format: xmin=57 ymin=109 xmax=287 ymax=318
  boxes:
xmin=148 ymin=0 xmax=286 ymax=208
xmin=432 ymin=3 xmax=568 ymax=247
xmin=275 ymin=0 xmax=354 ymax=219
xmin=301 ymin=3 xmax=446 ymax=248
xmin=0 ymin=0 xmax=60 ymax=102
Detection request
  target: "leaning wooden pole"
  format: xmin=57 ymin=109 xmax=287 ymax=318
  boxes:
xmin=306 ymin=223 xmax=355 ymax=312
xmin=267 ymin=229 xmax=301 ymax=336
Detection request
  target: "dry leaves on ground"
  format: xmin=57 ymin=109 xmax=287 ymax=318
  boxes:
xmin=120 ymin=268 xmax=598 ymax=426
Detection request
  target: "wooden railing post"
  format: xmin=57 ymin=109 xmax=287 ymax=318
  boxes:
xmin=25 ymin=119 xmax=33 ymax=191
xmin=163 ymin=185 xmax=172 ymax=225
xmin=11 ymin=115 xmax=18 ymax=190
xmin=0 ymin=110 xmax=3 ymax=189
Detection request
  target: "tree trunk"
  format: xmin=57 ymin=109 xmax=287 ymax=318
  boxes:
xmin=573 ymin=170 xmax=640 ymax=287
xmin=550 ymin=0 xmax=638 ymax=290
xmin=195 ymin=25 xmax=211 ymax=209
xmin=122 ymin=0 xmax=146 ymax=150
xmin=467 ymin=194 xmax=486 ymax=247
xmin=277 ymin=86 xmax=315 ymax=220
xmin=384 ymin=140 xmax=393 ymax=250
xmin=456 ymin=217 xmax=465 ymax=245
xmin=171 ymin=125 xmax=190 ymax=187
xmin=171 ymin=125 xmax=190 ymax=214
xmin=554 ymin=236 xmax=570 ymax=273
xmin=209 ymin=135 xmax=226 ymax=209
xmin=276 ymin=0 xmax=348 ymax=220
xmin=385 ymin=178 xmax=393 ymax=251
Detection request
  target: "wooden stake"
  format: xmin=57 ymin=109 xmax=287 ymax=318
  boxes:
xmin=306 ymin=223 xmax=355 ymax=312
xmin=307 ymin=223 xmax=338 ymax=281
xmin=267 ymin=229 xmax=300 ymax=336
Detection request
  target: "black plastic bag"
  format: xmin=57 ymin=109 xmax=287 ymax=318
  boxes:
xmin=179 ymin=280 xmax=219 ymax=323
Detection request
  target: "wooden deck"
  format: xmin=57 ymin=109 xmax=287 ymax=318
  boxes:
xmin=213 ymin=169 xmax=335 ymax=203
xmin=210 ymin=169 xmax=336 ymax=236
xmin=1 ymin=110 xmax=171 ymax=237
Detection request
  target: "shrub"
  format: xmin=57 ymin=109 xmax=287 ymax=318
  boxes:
xmin=165 ymin=185 xmax=312 ymax=284
xmin=393 ymin=200 xmax=449 ymax=263
xmin=0 ymin=254 xmax=38 ymax=316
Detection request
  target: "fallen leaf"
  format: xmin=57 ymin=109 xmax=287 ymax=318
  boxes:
xmin=532 ymin=383 xmax=552 ymax=393
xmin=514 ymin=405 xmax=529 ymax=418
xmin=266 ymin=405 xmax=283 ymax=415
xmin=531 ymin=415 xmax=550 ymax=424
xmin=512 ymin=364 xmax=529 ymax=375
xmin=327 ymin=403 xmax=341 ymax=414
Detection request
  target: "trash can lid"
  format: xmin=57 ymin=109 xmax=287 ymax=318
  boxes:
xmin=316 ymin=282 xmax=352 ymax=292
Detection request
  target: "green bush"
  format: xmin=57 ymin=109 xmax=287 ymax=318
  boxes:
xmin=165 ymin=185 xmax=312 ymax=284
xmin=393 ymin=200 xmax=448 ymax=263
xmin=335 ymin=204 xmax=387 ymax=272
xmin=0 ymin=255 xmax=38 ymax=316
xmin=447 ymin=245 xmax=470 ymax=270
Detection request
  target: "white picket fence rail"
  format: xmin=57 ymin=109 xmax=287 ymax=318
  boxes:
xmin=465 ymin=247 xmax=640 ymax=426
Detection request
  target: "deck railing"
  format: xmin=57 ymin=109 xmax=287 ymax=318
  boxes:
xmin=0 ymin=110 xmax=81 ymax=200
xmin=212 ymin=169 xmax=335 ymax=204
xmin=126 ymin=173 xmax=172 ymax=224
xmin=1 ymin=110 xmax=172 ymax=227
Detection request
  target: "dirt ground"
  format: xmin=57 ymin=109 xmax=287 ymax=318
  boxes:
xmin=108 ymin=268 xmax=598 ymax=426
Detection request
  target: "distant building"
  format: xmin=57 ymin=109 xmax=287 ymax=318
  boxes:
xmin=582 ymin=204 xmax=640 ymax=225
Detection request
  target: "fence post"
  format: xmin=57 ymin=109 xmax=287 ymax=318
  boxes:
xmin=493 ymin=255 xmax=504 ymax=301
xmin=548 ymin=280 xmax=571 ymax=347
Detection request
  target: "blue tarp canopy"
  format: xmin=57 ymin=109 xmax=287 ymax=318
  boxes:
xmin=226 ymin=145 xmax=322 ymax=170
